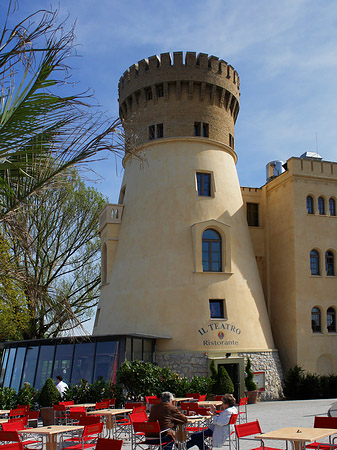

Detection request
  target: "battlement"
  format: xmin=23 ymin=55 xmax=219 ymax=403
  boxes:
xmin=119 ymin=51 xmax=240 ymax=103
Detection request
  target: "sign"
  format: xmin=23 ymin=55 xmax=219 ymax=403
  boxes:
xmin=253 ymin=371 xmax=265 ymax=391
xmin=197 ymin=322 xmax=242 ymax=347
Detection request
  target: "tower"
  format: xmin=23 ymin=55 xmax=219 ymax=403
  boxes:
xmin=94 ymin=52 xmax=283 ymax=399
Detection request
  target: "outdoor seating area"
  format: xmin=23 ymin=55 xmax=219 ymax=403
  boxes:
xmin=0 ymin=396 xmax=337 ymax=450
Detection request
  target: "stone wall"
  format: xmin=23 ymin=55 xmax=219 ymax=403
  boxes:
xmin=156 ymin=350 xmax=284 ymax=400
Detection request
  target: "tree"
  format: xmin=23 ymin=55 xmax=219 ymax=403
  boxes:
xmin=1 ymin=169 xmax=106 ymax=339
xmin=209 ymin=360 xmax=234 ymax=395
xmin=0 ymin=1 xmax=127 ymax=221
xmin=245 ymin=358 xmax=257 ymax=391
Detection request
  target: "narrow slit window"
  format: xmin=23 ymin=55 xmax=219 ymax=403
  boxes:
xmin=196 ymin=172 xmax=211 ymax=197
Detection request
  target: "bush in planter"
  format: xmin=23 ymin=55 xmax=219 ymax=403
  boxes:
xmin=0 ymin=386 xmax=17 ymax=409
xmin=245 ymin=358 xmax=257 ymax=391
xmin=209 ymin=360 xmax=234 ymax=395
xmin=38 ymin=378 xmax=61 ymax=407
xmin=17 ymin=384 xmax=36 ymax=410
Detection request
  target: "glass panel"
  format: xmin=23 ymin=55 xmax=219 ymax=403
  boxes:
xmin=52 ymin=344 xmax=74 ymax=385
xmin=71 ymin=343 xmax=95 ymax=385
xmin=21 ymin=346 xmax=39 ymax=388
xmin=307 ymin=196 xmax=314 ymax=214
xmin=0 ymin=349 xmax=9 ymax=385
xmin=133 ymin=338 xmax=142 ymax=360
xmin=318 ymin=197 xmax=325 ymax=215
xmin=10 ymin=347 xmax=26 ymax=391
xmin=326 ymin=251 xmax=335 ymax=276
xmin=125 ymin=338 xmax=132 ymax=361
xmin=94 ymin=341 xmax=118 ymax=382
xmin=329 ymin=198 xmax=336 ymax=216
xmin=327 ymin=308 xmax=336 ymax=332
xmin=209 ymin=300 xmax=223 ymax=319
xmin=312 ymin=308 xmax=321 ymax=332
xmin=310 ymin=251 xmax=320 ymax=275
xmin=35 ymin=345 xmax=55 ymax=389
xmin=203 ymin=229 xmax=220 ymax=240
xmin=3 ymin=348 xmax=17 ymax=387
xmin=143 ymin=340 xmax=152 ymax=362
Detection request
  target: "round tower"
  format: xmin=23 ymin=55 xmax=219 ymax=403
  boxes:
xmin=95 ymin=52 xmax=283 ymax=400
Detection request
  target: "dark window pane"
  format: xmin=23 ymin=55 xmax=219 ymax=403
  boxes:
xmin=196 ymin=173 xmax=211 ymax=196
xmin=52 ymin=344 xmax=74 ymax=385
xmin=71 ymin=343 xmax=95 ymax=385
xmin=94 ymin=341 xmax=118 ymax=382
xmin=209 ymin=300 xmax=224 ymax=319
xmin=3 ymin=348 xmax=16 ymax=387
xmin=327 ymin=308 xmax=336 ymax=332
xmin=10 ymin=347 xmax=26 ymax=391
xmin=133 ymin=338 xmax=142 ymax=360
xmin=35 ymin=346 xmax=55 ymax=389
xmin=307 ymin=196 xmax=314 ymax=214
xmin=21 ymin=346 xmax=39 ymax=388
xmin=143 ymin=340 xmax=153 ymax=363
xmin=318 ymin=197 xmax=325 ymax=215
xmin=247 ymin=203 xmax=259 ymax=226
xmin=310 ymin=250 xmax=320 ymax=275
xmin=312 ymin=307 xmax=321 ymax=332
xmin=329 ymin=198 xmax=336 ymax=216
xmin=0 ymin=349 xmax=9 ymax=385
xmin=326 ymin=251 xmax=334 ymax=276
xmin=202 ymin=229 xmax=222 ymax=272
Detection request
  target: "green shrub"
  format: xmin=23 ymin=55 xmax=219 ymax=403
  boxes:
xmin=38 ymin=378 xmax=61 ymax=407
xmin=245 ymin=358 xmax=257 ymax=391
xmin=17 ymin=384 xmax=36 ymax=410
xmin=209 ymin=360 xmax=234 ymax=395
xmin=0 ymin=387 xmax=17 ymax=409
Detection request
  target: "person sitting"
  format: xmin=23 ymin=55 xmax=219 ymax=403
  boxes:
xmin=186 ymin=393 xmax=237 ymax=450
xmin=147 ymin=391 xmax=188 ymax=450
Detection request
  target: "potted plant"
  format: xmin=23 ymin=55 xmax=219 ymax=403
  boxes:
xmin=245 ymin=358 xmax=259 ymax=404
xmin=38 ymin=378 xmax=61 ymax=425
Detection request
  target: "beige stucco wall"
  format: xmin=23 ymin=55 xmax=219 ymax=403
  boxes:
xmin=94 ymin=137 xmax=275 ymax=355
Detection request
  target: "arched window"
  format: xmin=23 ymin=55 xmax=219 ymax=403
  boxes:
xmin=310 ymin=250 xmax=320 ymax=275
xmin=311 ymin=307 xmax=321 ymax=333
xmin=327 ymin=307 xmax=336 ymax=332
xmin=306 ymin=196 xmax=314 ymax=214
xmin=202 ymin=229 xmax=222 ymax=272
xmin=318 ymin=197 xmax=325 ymax=215
xmin=329 ymin=198 xmax=336 ymax=216
xmin=325 ymin=251 xmax=334 ymax=276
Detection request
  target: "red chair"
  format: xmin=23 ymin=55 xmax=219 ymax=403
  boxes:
xmin=53 ymin=404 xmax=68 ymax=425
xmin=203 ymin=413 xmax=238 ymax=449
xmin=132 ymin=421 xmax=174 ymax=450
xmin=199 ymin=394 xmax=207 ymax=401
xmin=16 ymin=406 xmax=29 ymax=414
xmin=59 ymin=400 xmax=75 ymax=406
xmin=185 ymin=393 xmax=200 ymax=400
xmin=180 ymin=402 xmax=199 ymax=415
xmin=9 ymin=417 xmax=28 ymax=427
xmin=0 ymin=443 xmax=24 ymax=450
xmin=78 ymin=416 xmax=102 ymax=426
xmin=69 ymin=407 xmax=87 ymax=424
xmin=129 ymin=412 xmax=148 ymax=447
xmin=133 ymin=406 xmax=147 ymax=414
xmin=145 ymin=396 xmax=158 ymax=403
xmin=237 ymin=397 xmax=248 ymax=424
xmin=95 ymin=401 xmax=109 ymax=410
xmin=9 ymin=409 xmax=26 ymax=419
xmin=103 ymin=399 xmax=116 ymax=408
xmin=306 ymin=416 xmax=337 ymax=450
xmin=125 ymin=402 xmax=144 ymax=409
xmin=214 ymin=395 xmax=224 ymax=401
xmin=0 ymin=430 xmax=40 ymax=449
xmin=235 ymin=420 xmax=280 ymax=450
xmin=95 ymin=438 xmax=123 ymax=450
xmin=195 ymin=407 xmax=211 ymax=416
xmin=3 ymin=422 xmax=27 ymax=431
xmin=26 ymin=411 xmax=39 ymax=428
xmin=63 ymin=422 xmax=104 ymax=450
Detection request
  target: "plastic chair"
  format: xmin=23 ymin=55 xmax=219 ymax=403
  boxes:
xmin=237 ymin=397 xmax=248 ymax=424
xmin=132 ymin=421 xmax=173 ymax=450
xmin=306 ymin=416 xmax=337 ymax=450
xmin=95 ymin=438 xmax=123 ymax=450
xmin=235 ymin=420 xmax=280 ymax=450
xmin=63 ymin=422 xmax=104 ymax=450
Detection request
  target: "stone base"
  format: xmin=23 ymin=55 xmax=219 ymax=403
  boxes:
xmin=156 ymin=350 xmax=284 ymax=400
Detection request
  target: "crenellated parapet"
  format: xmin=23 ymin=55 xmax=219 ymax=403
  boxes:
xmin=118 ymin=52 xmax=240 ymax=148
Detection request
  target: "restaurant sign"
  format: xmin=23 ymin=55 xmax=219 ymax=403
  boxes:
xmin=198 ymin=322 xmax=241 ymax=347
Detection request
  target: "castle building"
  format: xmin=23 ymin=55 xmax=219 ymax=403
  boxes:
xmin=94 ymin=52 xmax=287 ymax=399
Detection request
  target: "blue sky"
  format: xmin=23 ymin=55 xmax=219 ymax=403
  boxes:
xmin=6 ymin=0 xmax=337 ymax=203
xmin=5 ymin=0 xmax=337 ymax=333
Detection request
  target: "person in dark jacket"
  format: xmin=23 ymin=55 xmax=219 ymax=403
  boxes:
xmin=148 ymin=391 xmax=188 ymax=450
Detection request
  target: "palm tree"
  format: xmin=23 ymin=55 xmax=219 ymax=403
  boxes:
xmin=0 ymin=1 xmax=125 ymax=221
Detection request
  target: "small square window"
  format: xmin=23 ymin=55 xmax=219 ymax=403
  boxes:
xmin=209 ymin=300 xmax=225 ymax=319
xmin=156 ymin=84 xmax=164 ymax=98
xmin=197 ymin=172 xmax=211 ymax=196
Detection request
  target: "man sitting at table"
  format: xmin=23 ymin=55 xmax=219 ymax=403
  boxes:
xmin=186 ymin=393 xmax=237 ymax=450
xmin=147 ymin=391 xmax=188 ymax=450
